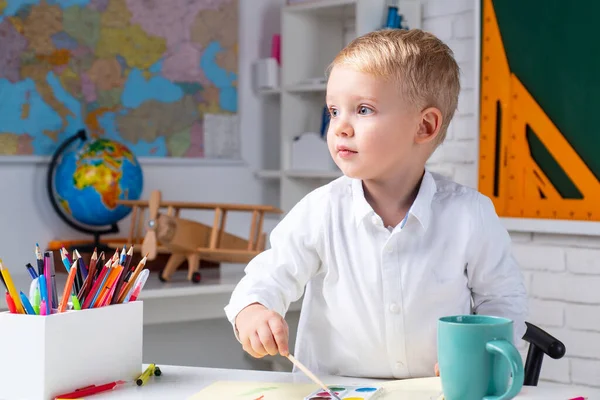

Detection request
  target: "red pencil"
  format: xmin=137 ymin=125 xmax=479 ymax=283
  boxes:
xmin=53 ymin=380 xmax=126 ymax=399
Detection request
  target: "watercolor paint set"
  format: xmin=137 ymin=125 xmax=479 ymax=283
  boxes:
xmin=304 ymin=385 xmax=383 ymax=400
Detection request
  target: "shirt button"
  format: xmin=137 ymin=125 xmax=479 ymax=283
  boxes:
xmin=385 ymin=245 xmax=393 ymax=253
xmin=389 ymin=303 xmax=400 ymax=314
xmin=396 ymin=361 xmax=403 ymax=369
xmin=371 ymin=216 xmax=380 ymax=225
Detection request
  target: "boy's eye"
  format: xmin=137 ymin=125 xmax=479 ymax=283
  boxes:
xmin=358 ymin=106 xmax=373 ymax=115
xmin=329 ymin=107 xmax=338 ymax=117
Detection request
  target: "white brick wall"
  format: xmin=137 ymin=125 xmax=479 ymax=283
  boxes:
xmin=422 ymin=0 xmax=600 ymax=388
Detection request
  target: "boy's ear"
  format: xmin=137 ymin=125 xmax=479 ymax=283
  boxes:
xmin=415 ymin=107 xmax=443 ymax=144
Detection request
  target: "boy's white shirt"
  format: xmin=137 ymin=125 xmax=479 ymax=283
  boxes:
xmin=224 ymin=169 xmax=528 ymax=379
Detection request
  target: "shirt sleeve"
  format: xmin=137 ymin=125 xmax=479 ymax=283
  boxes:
xmin=223 ymin=189 xmax=326 ymax=336
xmin=467 ymin=193 xmax=529 ymax=346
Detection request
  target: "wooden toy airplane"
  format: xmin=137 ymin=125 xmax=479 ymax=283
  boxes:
xmin=111 ymin=191 xmax=282 ymax=283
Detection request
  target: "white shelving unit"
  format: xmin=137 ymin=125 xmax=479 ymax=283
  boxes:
xmin=256 ymin=0 xmax=388 ymax=213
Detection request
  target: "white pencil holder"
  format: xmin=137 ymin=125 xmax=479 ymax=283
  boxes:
xmin=0 ymin=301 xmax=143 ymax=400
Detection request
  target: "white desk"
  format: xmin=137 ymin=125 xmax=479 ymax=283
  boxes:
xmin=86 ymin=365 xmax=599 ymax=399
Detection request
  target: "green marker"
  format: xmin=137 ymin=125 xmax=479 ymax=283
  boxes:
xmin=71 ymin=294 xmax=81 ymax=310
xmin=33 ymin=287 xmax=40 ymax=315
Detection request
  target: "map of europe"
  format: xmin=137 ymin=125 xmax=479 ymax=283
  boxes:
xmin=0 ymin=0 xmax=238 ymax=158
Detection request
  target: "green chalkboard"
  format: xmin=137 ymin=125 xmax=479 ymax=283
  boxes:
xmin=488 ymin=0 xmax=600 ymax=198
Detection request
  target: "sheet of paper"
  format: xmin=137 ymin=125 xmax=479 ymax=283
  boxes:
xmin=203 ymin=113 xmax=240 ymax=159
xmin=187 ymin=381 xmax=318 ymax=400
xmin=188 ymin=378 xmax=443 ymax=400
xmin=382 ymin=377 xmax=442 ymax=400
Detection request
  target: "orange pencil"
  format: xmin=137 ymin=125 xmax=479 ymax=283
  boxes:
xmin=96 ymin=266 xmax=121 ymax=305
xmin=59 ymin=264 xmax=78 ymax=312
xmin=93 ymin=266 xmax=122 ymax=308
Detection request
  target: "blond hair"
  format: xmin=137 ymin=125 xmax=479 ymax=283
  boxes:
xmin=327 ymin=29 xmax=460 ymax=143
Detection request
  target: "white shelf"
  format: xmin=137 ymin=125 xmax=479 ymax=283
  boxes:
xmin=256 ymin=169 xmax=282 ymax=179
xmin=285 ymin=83 xmax=327 ymax=93
xmin=285 ymin=169 xmax=342 ymax=179
xmin=284 ymin=0 xmax=356 ymax=13
xmin=259 ymin=0 xmax=388 ymax=213
xmin=257 ymin=87 xmax=281 ymax=95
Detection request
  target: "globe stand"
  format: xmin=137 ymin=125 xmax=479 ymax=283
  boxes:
xmin=46 ymin=129 xmax=121 ymax=255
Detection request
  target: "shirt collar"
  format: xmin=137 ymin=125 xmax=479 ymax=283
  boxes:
xmin=351 ymin=169 xmax=438 ymax=231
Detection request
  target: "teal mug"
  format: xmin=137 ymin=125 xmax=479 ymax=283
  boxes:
xmin=438 ymin=315 xmax=524 ymax=400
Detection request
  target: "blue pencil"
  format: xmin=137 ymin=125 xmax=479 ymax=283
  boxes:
xmin=89 ymin=270 xmax=111 ymax=308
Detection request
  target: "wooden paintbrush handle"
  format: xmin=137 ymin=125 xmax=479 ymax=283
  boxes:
xmin=286 ymin=354 xmax=336 ymax=397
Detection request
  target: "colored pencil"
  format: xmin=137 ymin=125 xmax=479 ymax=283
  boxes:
xmin=124 ymin=246 xmax=134 ymax=270
xmin=59 ymin=264 xmax=77 ymax=313
xmin=82 ymin=263 xmax=110 ymax=309
xmin=111 ymin=248 xmax=132 ymax=304
xmin=117 ymin=254 xmax=147 ymax=303
xmin=93 ymin=266 xmax=122 ymax=308
xmin=35 ymin=243 xmax=44 ymax=276
xmin=59 ymin=248 xmax=71 ymax=271
xmin=0 ymin=269 xmax=6 ymax=292
xmin=0 ymin=260 xmax=25 ymax=314
xmin=77 ymin=250 xmax=98 ymax=302
xmin=75 ymin=249 xmax=88 ymax=279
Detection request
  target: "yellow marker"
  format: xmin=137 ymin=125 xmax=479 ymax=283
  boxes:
xmin=136 ymin=364 xmax=155 ymax=386
xmin=0 ymin=260 xmax=25 ymax=314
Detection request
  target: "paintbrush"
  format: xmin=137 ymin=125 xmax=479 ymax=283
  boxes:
xmin=286 ymin=354 xmax=342 ymax=400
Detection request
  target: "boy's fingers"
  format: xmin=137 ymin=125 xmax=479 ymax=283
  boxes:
xmin=434 ymin=363 xmax=440 ymax=376
xmin=241 ymin=334 xmax=262 ymax=359
xmin=249 ymin=332 xmax=267 ymax=358
xmin=257 ymin=324 xmax=279 ymax=356
xmin=268 ymin=318 xmax=289 ymax=356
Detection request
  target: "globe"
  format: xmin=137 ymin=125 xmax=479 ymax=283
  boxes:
xmin=51 ymin=134 xmax=143 ymax=228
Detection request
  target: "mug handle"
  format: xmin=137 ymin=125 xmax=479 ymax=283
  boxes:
xmin=482 ymin=339 xmax=524 ymax=400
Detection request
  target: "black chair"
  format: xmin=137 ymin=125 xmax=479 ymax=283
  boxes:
xmin=522 ymin=321 xmax=566 ymax=386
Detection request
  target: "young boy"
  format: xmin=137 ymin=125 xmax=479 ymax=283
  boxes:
xmin=224 ymin=28 xmax=528 ymax=379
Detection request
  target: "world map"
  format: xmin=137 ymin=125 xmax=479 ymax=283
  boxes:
xmin=0 ymin=0 xmax=238 ymax=158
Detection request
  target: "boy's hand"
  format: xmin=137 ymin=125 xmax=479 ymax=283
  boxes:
xmin=435 ymin=362 xmax=440 ymax=376
xmin=235 ymin=303 xmax=290 ymax=358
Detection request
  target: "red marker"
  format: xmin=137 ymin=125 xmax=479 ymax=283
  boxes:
xmin=5 ymin=292 xmax=16 ymax=313
xmin=54 ymin=380 xmax=126 ymax=399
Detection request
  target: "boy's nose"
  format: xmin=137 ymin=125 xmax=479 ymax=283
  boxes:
xmin=333 ymin=121 xmax=354 ymax=137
